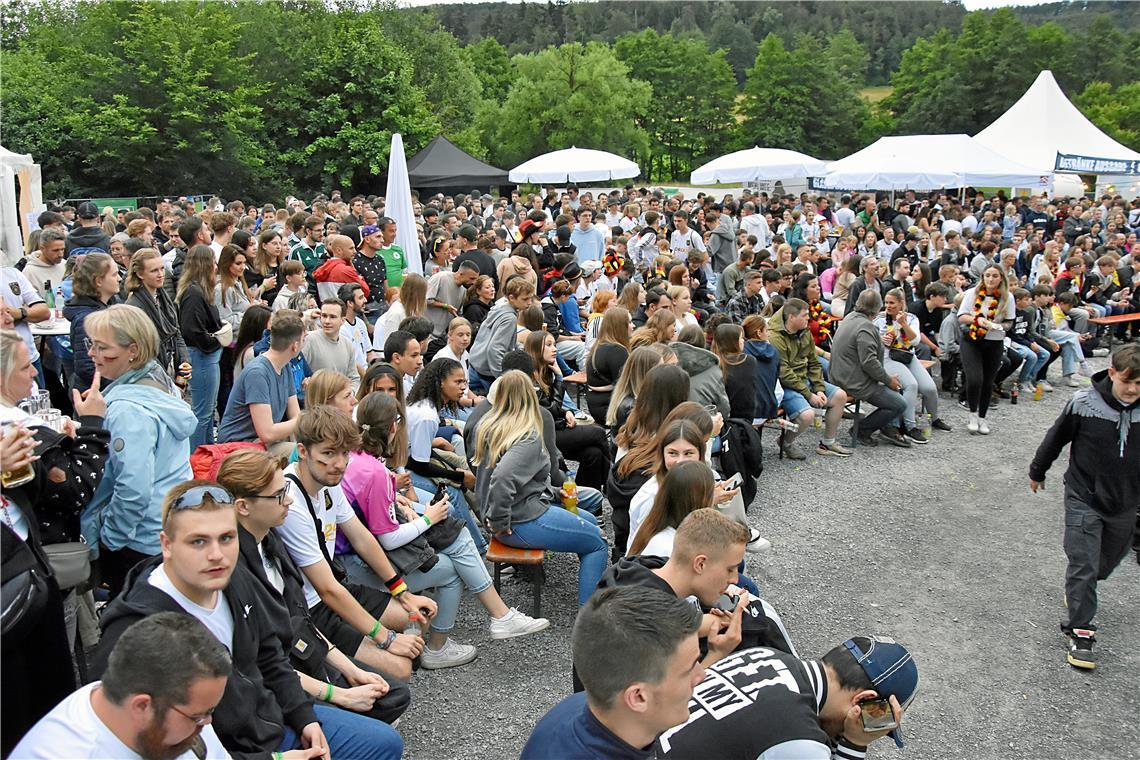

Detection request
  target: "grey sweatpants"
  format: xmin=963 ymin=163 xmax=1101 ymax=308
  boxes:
xmin=1061 ymin=485 xmax=1135 ymax=633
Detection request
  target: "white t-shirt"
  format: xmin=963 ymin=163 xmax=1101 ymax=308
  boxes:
xmin=434 ymin=344 xmax=469 ymax=376
xmin=941 ymin=219 xmax=963 ymax=236
xmin=669 ymin=228 xmax=706 ymax=256
xmin=148 ymin=565 xmax=235 ymax=652
xmin=340 ymin=315 xmax=370 ymax=369
xmin=257 ymin=541 xmax=285 ymax=595
xmin=406 ymin=399 xmax=440 ymax=465
xmin=277 ymin=463 xmax=357 ymax=608
xmin=10 ymin=683 xmax=230 ymax=760
xmin=835 ymin=207 xmax=857 ymax=231
xmin=626 ymin=479 xmax=660 ymax=553
xmin=1 ymin=267 xmax=45 ymax=363
xmin=872 ymin=312 xmax=922 ymax=349
xmin=640 ymin=528 xmax=677 ymax=558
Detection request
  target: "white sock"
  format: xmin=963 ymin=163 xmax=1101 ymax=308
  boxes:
xmin=493 ymin=610 xmax=514 ymax=622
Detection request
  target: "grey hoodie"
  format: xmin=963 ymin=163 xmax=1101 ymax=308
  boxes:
xmin=477 ymin=433 xmax=552 ymax=534
xmin=670 ymin=341 xmax=731 ymax=418
xmin=21 ymin=252 xmax=64 ymax=299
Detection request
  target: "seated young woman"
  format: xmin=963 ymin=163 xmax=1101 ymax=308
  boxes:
xmin=472 ymin=371 xmax=609 ymax=606
xmin=340 ymin=392 xmax=549 ymax=670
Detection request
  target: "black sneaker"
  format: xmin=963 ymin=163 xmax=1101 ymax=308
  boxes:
xmin=853 ymin=431 xmax=877 ymax=447
xmin=957 ymin=399 xmax=970 ymax=411
xmin=905 ymin=427 xmax=929 ymax=445
xmin=874 ymin=429 xmax=913 ymax=448
xmin=1067 ymin=629 xmax=1096 ymax=670
xmin=931 ymin=418 xmax=952 ymax=432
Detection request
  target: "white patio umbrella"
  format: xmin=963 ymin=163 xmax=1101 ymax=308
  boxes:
xmin=690 ymin=146 xmax=827 ymax=185
xmin=508 ymin=147 xmax=640 ymax=184
xmin=385 ymin=133 xmax=422 ymax=275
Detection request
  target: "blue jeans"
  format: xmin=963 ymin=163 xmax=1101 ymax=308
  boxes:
xmin=277 ymin=703 xmax=403 ymax=760
xmin=500 ymin=505 xmax=608 ymax=605
xmin=1012 ymin=342 xmax=1051 ymax=385
xmin=780 ymin=381 xmax=840 ymax=420
xmin=574 ymin=486 xmax=604 ymax=516
xmin=186 ymin=346 xmax=221 ymax=450
xmin=1047 ymin=330 xmax=1083 ymax=376
xmin=468 ymin=366 xmax=494 ymax=395
xmin=410 ymin=471 xmax=487 ymax=555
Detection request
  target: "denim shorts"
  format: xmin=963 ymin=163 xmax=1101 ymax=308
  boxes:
xmin=779 ymin=381 xmax=840 ymax=420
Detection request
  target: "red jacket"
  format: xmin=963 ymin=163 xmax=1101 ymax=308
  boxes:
xmin=313 ymin=257 xmax=369 ymax=298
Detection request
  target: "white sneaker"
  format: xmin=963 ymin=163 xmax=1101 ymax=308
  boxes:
xmin=745 ymin=529 xmax=772 ymax=554
xmin=967 ymin=416 xmax=979 ymax=434
xmin=977 ymin=419 xmax=990 ymax=435
xmin=1063 ymin=375 xmax=1085 ymax=387
xmin=419 ymin=638 xmax=478 ymax=670
xmin=489 ymin=608 xmax=551 ymax=640
xmin=1039 ymin=381 xmax=1054 ymax=392
xmin=1078 ymin=362 xmax=1094 ymax=377
xmin=1091 ymin=347 xmax=1109 ymax=357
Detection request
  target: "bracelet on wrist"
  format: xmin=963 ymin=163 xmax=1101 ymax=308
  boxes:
xmin=322 ymin=682 xmax=334 ymax=703
xmin=377 ymin=628 xmax=397 ymax=650
xmin=422 ymin=514 xmax=432 ymax=528
xmin=385 ymin=574 xmax=408 ymax=597
xmin=367 ymin=619 xmax=381 ymax=638
xmin=275 ymin=752 xmax=284 ymax=760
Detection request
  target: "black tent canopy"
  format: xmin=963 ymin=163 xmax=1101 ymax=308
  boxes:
xmin=406 ymin=135 xmax=508 ymax=190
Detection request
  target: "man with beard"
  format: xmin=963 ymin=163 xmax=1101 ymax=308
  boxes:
xmin=12 ymin=613 xmax=231 ymax=759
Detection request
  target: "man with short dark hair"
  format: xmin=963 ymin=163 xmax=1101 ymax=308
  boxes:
xmin=208 ymin=212 xmax=235 ymax=259
xmin=522 ymin=587 xmax=704 ymax=760
xmin=426 ymin=260 xmax=480 ymax=340
xmin=382 ymin=330 xmax=422 ymax=395
xmin=218 ymin=309 xmax=304 ymax=450
xmin=65 ymin=201 xmax=113 ymax=255
xmin=717 ymin=248 xmax=755 ymax=304
xmin=22 ymin=228 xmax=66 ymax=299
xmin=290 ymin=216 xmax=327 ymax=275
xmin=757 ymin=268 xmax=783 ymax=309
xmin=452 ymin=223 xmax=496 ymax=286
xmin=14 ymin=613 xmax=231 ymax=759
xmin=881 ymin=257 xmax=915 ymax=305
xmin=724 ymin=271 xmax=764 ymax=323
xmin=570 ymin=207 xmax=605 ymax=264
xmin=373 ymin=217 xmax=407 ymax=287
xmin=657 ymin=636 xmax=915 ymax=759
xmin=632 ymin=286 xmax=672 ymax=328
xmin=338 ymin=283 xmax=372 ymax=374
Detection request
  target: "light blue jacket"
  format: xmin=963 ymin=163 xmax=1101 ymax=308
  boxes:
xmin=83 ymin=363 xmax=196 ymax=555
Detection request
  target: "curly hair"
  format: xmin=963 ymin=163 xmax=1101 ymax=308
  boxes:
xmin=406 ymin=356 xmax=463 ymax=413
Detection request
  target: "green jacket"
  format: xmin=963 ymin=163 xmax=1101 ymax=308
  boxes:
xmin=768 ymin=306 xmax=824 ymax=396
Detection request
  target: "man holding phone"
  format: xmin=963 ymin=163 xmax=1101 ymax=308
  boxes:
xmin=656 ymin=636 xmax=917 ymax=759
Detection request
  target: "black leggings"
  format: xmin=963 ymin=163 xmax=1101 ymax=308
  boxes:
xmin=555 ymin=423 xmax=611 ymax=490
xmin=961 ymin=338 xmax=1004 ymax=418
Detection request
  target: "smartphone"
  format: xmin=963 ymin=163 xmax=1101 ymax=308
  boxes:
xmin=859 ymin=698 xmax=898 ymax=732
xmin=434 ymin=484 xmax=447 ymax=504
xmin=712 ymin=593 xmax=738 ymax=614
xmin=722 ymin=473 xmax=743 ymax=491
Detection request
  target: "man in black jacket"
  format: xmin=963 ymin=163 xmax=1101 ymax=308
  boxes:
xmin=1030 ymin=345 xmax=1140 ymax=670
xmin=93 ymin=480 xmax=404 ymax=760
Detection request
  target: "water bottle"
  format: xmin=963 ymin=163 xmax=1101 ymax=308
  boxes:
xmin=1033 ymin=382 xmax=1043 ymax=401
xmin=562 ymin=471 xmax=578 ymax=515
xmin=922 ymin=413 xmax=933 ymax=436
xmin=54 ymin=285 xmax=65 ymax=320
xmin=404 ymin=613 xmax=423 ymax=637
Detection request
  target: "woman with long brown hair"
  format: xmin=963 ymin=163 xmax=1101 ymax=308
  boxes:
xmin=214 ymin=243 xmax=254 ymax=416
xmin=627 ymin=461 xmax=714 ymax=557
xmin=125 ymin=247 xmax=188 ymax=380
xmin=524 ymin=330 xmax=611 ymax=491
xmin=584 ymin=305 xmax=631 ymax=422
xmin=373 ymin=272 xmax=427 ymax=351
xmin=957 ymin=264 xmax=1015 ymax=434
xmin=176 ymin=244 xmax=225 ymax=448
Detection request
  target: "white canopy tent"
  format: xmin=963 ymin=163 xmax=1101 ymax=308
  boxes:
xmin=509 ymin=147 xmax=639 ymax=184
xmin=815 ymin=134 xmax=1050 ymax=191
xmin=689 ymin=147 xmax=827 ymax=185
xmin=975 ymin=70 xmax=1140 ymax=181
xmin=1 ymin=146 xmax=44 ymax=265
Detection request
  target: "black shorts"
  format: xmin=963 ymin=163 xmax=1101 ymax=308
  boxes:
xmin=309 ymin=581 xmax=392 ymax=654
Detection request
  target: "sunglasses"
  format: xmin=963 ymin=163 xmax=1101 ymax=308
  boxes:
xmin=172 ymin=485 xmax=233 ymax=512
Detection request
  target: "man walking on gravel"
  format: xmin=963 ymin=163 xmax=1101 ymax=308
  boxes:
xmin=1029 ymin=344 xmax=1140 ymax=670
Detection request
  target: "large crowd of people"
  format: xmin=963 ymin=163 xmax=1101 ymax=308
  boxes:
xmin=1 ymin=185 xmax=1138 ymax=758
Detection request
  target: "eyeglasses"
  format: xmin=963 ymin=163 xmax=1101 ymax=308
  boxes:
xmin=168 ymin=703 xmax=215 ymax=727
xmin=247 ymin=489 xmax=287 ymax=505
xmin=83 ymin=338 xmax=117 ymax=355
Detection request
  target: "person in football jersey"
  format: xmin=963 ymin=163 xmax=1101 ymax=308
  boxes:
xmin=657 ymin=636 xmax=917 ymax=760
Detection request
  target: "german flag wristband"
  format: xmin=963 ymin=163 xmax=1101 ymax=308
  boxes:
xmin=385 ymin=575 xmax=408 ymax=597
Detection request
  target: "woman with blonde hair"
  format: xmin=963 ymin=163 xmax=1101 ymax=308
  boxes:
xmin=957 ymin=264 xmax=1015 ymax=434
xmin=584 ymin=305 xmax=631 ymax=421
xmin=373 ymin=272 xmax=427 ymax=350
xmin=82 ymin=304 xmax=196 ymax=595
xmin=583 ymin=289 xmax=616 ymax=353
xmin=472 ymin=371 xmax=608 ymax=605
xmin=176 ymin=244 xmax=225 ymax=448
xmin=306 ymin=368 xmax=358 ymax=417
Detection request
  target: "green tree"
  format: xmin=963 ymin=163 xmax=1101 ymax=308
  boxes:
xmin=707 ymin=7 xmax=757 ymax=84
xmin=479 ymin=42 xmax=651 ymax=169
xmin=614 ymin=29 xmax=738 ymax=180
xmin=462 ymin=37 xmax=513 ymax=104
xmin=826 ymin=28 xmax=869 ymax=89
xmin=737 ymin=34 xmax=868 ymax=159
xmin=1075 ymin=81 xmax=1140 ymax=152
xmin=1079 ymin=15 xmax=1132 ymax=89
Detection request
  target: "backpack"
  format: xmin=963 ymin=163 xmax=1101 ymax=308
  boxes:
xmin=189 ymin=441 xmax=265 ymax=480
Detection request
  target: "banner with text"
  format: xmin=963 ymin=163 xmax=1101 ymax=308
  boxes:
xmin=1054 ymin=153 xmax=1140 ymax=176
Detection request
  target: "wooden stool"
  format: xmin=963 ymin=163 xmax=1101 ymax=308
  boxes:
xmin=486 ymin=538 xmax=545 ymax=617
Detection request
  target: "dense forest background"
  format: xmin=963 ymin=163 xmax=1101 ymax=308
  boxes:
xmin=2 ymin=0 xmax=1137 ymax=200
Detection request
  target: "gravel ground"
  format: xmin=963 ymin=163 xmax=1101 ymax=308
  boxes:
xmin=402 ymin=355 xmax=1140 ymax=759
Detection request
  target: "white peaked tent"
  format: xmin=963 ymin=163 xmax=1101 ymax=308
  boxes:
xmin=975 ymin=70 xmax=1140 ymax=176
xmin=817 ymin=134 xmax=1049 ymax=191
xmin=690 ymin=147 xmax=827 ymax=185
xmin=1 ymin=146 xmax=43 ymax=265
xmin=509 ymin=147 xmax=639 ymax=184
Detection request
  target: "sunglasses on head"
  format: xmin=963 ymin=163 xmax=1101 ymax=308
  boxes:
xmin=172 ymin=485 xmax=233 ymax=511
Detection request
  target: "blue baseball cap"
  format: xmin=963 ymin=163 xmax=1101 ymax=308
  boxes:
xmin=843 ymin=636 xmax=918 ymax=748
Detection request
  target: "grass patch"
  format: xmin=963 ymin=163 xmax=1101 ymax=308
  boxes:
xmin=860 ymin=85 xmax=891 ymax=103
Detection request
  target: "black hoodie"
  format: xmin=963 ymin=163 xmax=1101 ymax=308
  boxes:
xmin=93 ymin=556 xmax=317 ymax=760
xmin=64 ymin=224 xmax=112 ymax=256
xmin=1030 ymin=369 xmax=1140 ymax=515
